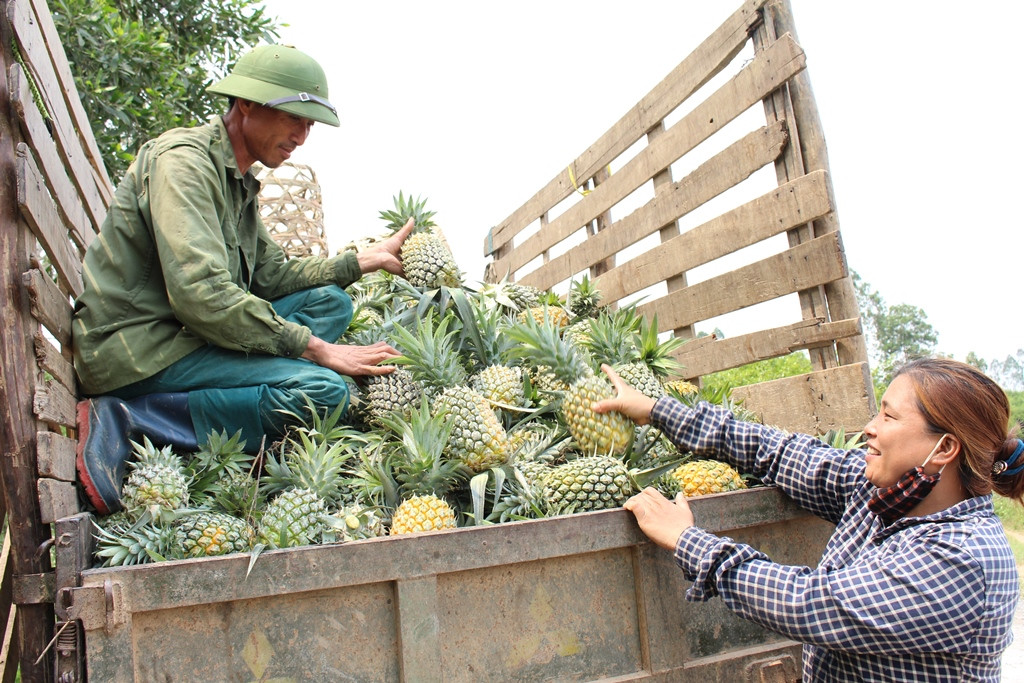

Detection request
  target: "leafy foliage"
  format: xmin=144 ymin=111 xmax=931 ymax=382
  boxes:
xmin=703 ymin=352 xmax=813 ymax=393
xmin=51 ymin=0 xmax=279 ymax=180
xmin=853 ymin=271 xmax=937 ymax=392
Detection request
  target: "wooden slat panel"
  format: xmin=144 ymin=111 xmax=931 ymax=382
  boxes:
xmin=37 ymin=479 xmax=80 ymax=525
xmin=521 ymin=121 xmax=790 ymax=291
xmin=490 ymin=33 xmax=807 ymax=278
xmin=36 ymin=432 xmax=76 ymax=482
xmin=16 ymin=144 xmax=84 ymax=297
xmin=673 ymin=317 xmax=862 ymax=379
xmin=33 ymin=378 xmax=76 ymax=429
xmin=7 ymin=64 xmax=97 ymax=250
xmin=637 ymin=231 xmax=846 ymax=333
xmin=9 ymin=0 xmax=112 ymax=211
xmin=32 ymin=333 xmax=74 ymax=392
xmin=733 ymin=362 xmax=875 ymax=434
xmin=486 ymin=0 xmax=768 ymax=256
xmin=595 ymin=169 xmax=832 ymax=305
xmin=21 ymin=268 xmax=71 ymax=347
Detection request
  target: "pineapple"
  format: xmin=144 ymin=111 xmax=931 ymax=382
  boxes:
xmin=567 ymin=274 xmax=602 ymax=320
xmin=93 ymin=513 xmax=185 ymax=567
xmin=380 ymin=192 xmax=461 ymax=289
xmin=261 ymin=416 xmax=362 ymax=509
xmin=663 ymin=459 xmax=746 ymax=497
xmin=518 ymin=303 xmax=570 ymax=329
xmin=542 ymin=455 xmax=633 ymax=512
xmin=390 ymin=312 xmax=509 ymax=471
xmin=176 ymin=511 xmax=253 ymax=557
xmin=362 ymin=368 xmax=423 ymax=423
xmin=121 ymin=437 xmax=190 ymax=523
xmin=378 ymin=398 xmax=467 ymax=535
xmin=509 ymin=314 xmax=634 ymax=457
xmin=463 ymin=302 xmax=527 ymax=412
xmin=256 ymin=487 xmax=329 ymax=548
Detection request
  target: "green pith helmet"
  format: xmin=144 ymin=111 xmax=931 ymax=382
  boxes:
xmin=207 ymin=44 xmax=339 ymax=127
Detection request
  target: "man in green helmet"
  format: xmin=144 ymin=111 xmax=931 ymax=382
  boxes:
xmin=72 ymin=44 xmax=413 ymax=515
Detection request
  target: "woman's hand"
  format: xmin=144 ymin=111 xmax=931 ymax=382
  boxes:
xmin=623 ymin=487 xmax=695 ymax=551
xmin=592 ymin=364 xmax=657 ymax=425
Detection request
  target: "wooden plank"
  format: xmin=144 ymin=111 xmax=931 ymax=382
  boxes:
xmin=15 ymin=144 xmax=85 ymax=296
xmin=673 ymin=317 xmax=862 ymax=379
xmin=22 ymin=267 xmax=72 ymax=347
xmin=37 ymin=479 xmax=80 ymax=525
xmin=34 ymin=378 xmax=77 ymax=429
xmin=521 ymin=121 xmax=791 ymax=291
xmin=636 ymin=230 xmax=846 ymax=333
xmin=8 ymin=63 xmax=98 ymax=251
xmin=33 ymin=332 xmax=74 ymax=392
xmin=9 ymin=0 xmax=112 ymax=209
xmin=594 ymin=169 xmax=832 ymax=305
xmin=490 ymin=33 xmax=807 ymax=278
xmin=485 ymin=0 xmax=768 ymax=257
xmin=36 ymin=431 xmax=77 ymax=482
xmin=396 ymin=577 xmax=441 ymax=683
xmin=732 ymin=362 xmax=875 ymax=434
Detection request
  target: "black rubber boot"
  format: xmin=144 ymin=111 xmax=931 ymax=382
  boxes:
xmin=76 ymin=393 xmax=198 ymax=515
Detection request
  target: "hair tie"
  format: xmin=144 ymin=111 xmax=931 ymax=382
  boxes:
xmin=994 ymin=438 xmax=1024 ymax=476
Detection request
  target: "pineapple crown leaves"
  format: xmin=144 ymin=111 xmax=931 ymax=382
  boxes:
xmin=456 ymin=291 xmax=519 ymax=371
xmin=567 ymin=273 xmax=603 ymax=318
xmin=261 ymin=430 xmax=357 ymax=508
xmin=128 ymin=436 xmax=184 ymax=471
xmin=377 ymin=397 xmax=468 ymax=499
xmin=93 ymin=510 xmax=186 ymax=567
xmin=632 ymin=316 xmax=686 ymax=379
xmin=185 ymin=429 xmax=252 ymax=500
xmin=379 ymin=191 xmax=436 ymax=233
xmin=389 ymin=311 xmax=470 ymax=391
xmin=584 ymin=310 xmax=643 ymax=367
xmin=506 ymin=311 xmax=594 ymax=385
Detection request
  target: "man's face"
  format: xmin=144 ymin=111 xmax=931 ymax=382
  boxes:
xmin=238 ymin=101 xmax=314 ymax=168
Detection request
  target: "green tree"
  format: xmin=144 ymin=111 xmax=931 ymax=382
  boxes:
xmin=986 ymin=350 xmax=1024 ymax=392
xmin=51 ymin=0 xmax=279 ymax=180
xmin=704 ymin=352 xmax=813 ymax=392
xmin=853 ymin=272 xmax=938 ymax=392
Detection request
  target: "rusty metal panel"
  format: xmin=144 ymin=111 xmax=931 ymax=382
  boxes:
xmin=69 ymin=487 xmax=833 ymax=682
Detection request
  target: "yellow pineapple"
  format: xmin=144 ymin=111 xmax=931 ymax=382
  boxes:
xmin=664 ymin=459 xmax=746 ymax=497
xmin=380 ymin=192 xmax=461 ymax=289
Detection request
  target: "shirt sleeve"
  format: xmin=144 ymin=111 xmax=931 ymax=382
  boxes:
xmin=674 ymin=525 xmax=986 ymax=656
xmin=147 ymin=146 xmax=311 ymax=357
xmin=650 ymin=397 xmax=864 ymax=524
xmin=248 ymin=227 xmax=363 ymax=299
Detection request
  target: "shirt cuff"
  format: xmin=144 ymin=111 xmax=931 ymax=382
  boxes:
xmin=674 ymin=525 xmax=720 ymax=578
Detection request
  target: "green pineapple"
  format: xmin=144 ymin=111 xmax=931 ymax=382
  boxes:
xmin=185 ymin=429 xmax=253 ymax=509
xmin=256 ymin=487 xmax=329 ymax=548
xmin=121 ymin=437 xmax=190 ymax=523
xmin=509 ymin=314 xmax=634 ymax=457
xmin=567 ymin=274 xmax=602 ymax=319
xmin=176 ymin=511 xmax=253 ymax=557
xmin=391 ymin=312 xmax=509 ymax=471
xmin=542 ymin=455 xmax=634 ymax=512
xmin=380 ymin=192 xmax=461 ymax=289
xmin=260 ymin=415 xmax=362 ymax=509
xmin=93 ymin=513 xmax=185 ymax=567
xmin=464 ymin=302 xmax=527 ymax=412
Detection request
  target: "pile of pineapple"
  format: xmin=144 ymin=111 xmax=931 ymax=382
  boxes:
xmin=91 ymin=194 xmax=755 ymax=568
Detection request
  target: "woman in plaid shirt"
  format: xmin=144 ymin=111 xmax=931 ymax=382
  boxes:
xmin=595 ymin=357 xmax=1020 ymax=681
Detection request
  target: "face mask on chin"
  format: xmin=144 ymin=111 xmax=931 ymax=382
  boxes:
xmin=868 ymin=434 xmax=948 ymax=526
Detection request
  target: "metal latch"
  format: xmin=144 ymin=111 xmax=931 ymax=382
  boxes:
xmin=745 ymin=653 xmax=799 ymax=683
xmin=59 ymin=579 xmax=127 ymax=632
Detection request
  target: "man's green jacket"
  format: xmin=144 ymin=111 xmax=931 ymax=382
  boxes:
xmin=73 ymin=117 xmax=361 ymax=396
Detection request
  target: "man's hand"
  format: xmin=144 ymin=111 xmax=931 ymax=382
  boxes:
xmin=623 ymin=487 xmax=694 ymax=551
xmin=356 ymin=217 xmax=414 ymax=276
xmin=301 ymin=336 xmax=401 ymax=377
xmin=592 ymin=364 xmax=657 ymax=425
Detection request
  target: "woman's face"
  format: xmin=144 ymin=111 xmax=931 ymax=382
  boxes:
xmin=862 ymin=374 xmax=945 ymax=488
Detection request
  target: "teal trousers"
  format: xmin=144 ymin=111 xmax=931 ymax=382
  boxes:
xmin=112 ymin=285 xmax=352 ymax=451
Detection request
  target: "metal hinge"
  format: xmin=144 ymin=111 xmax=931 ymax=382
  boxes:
xmin=59 ymin=579 xmax=127 ymax=632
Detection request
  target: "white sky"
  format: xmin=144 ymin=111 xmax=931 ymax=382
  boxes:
xmin=259 ymin=0 xmax=1022 ymax=365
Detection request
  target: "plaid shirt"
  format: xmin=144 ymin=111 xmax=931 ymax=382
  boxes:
xmin=651 ymin=397 xmax=1018 ymax=682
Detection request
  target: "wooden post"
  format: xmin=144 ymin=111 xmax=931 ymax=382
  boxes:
xmin=758 ymin=0 xmax=868 ymax=369
xmin=0 ymin=13 xmax=56 ymax=680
